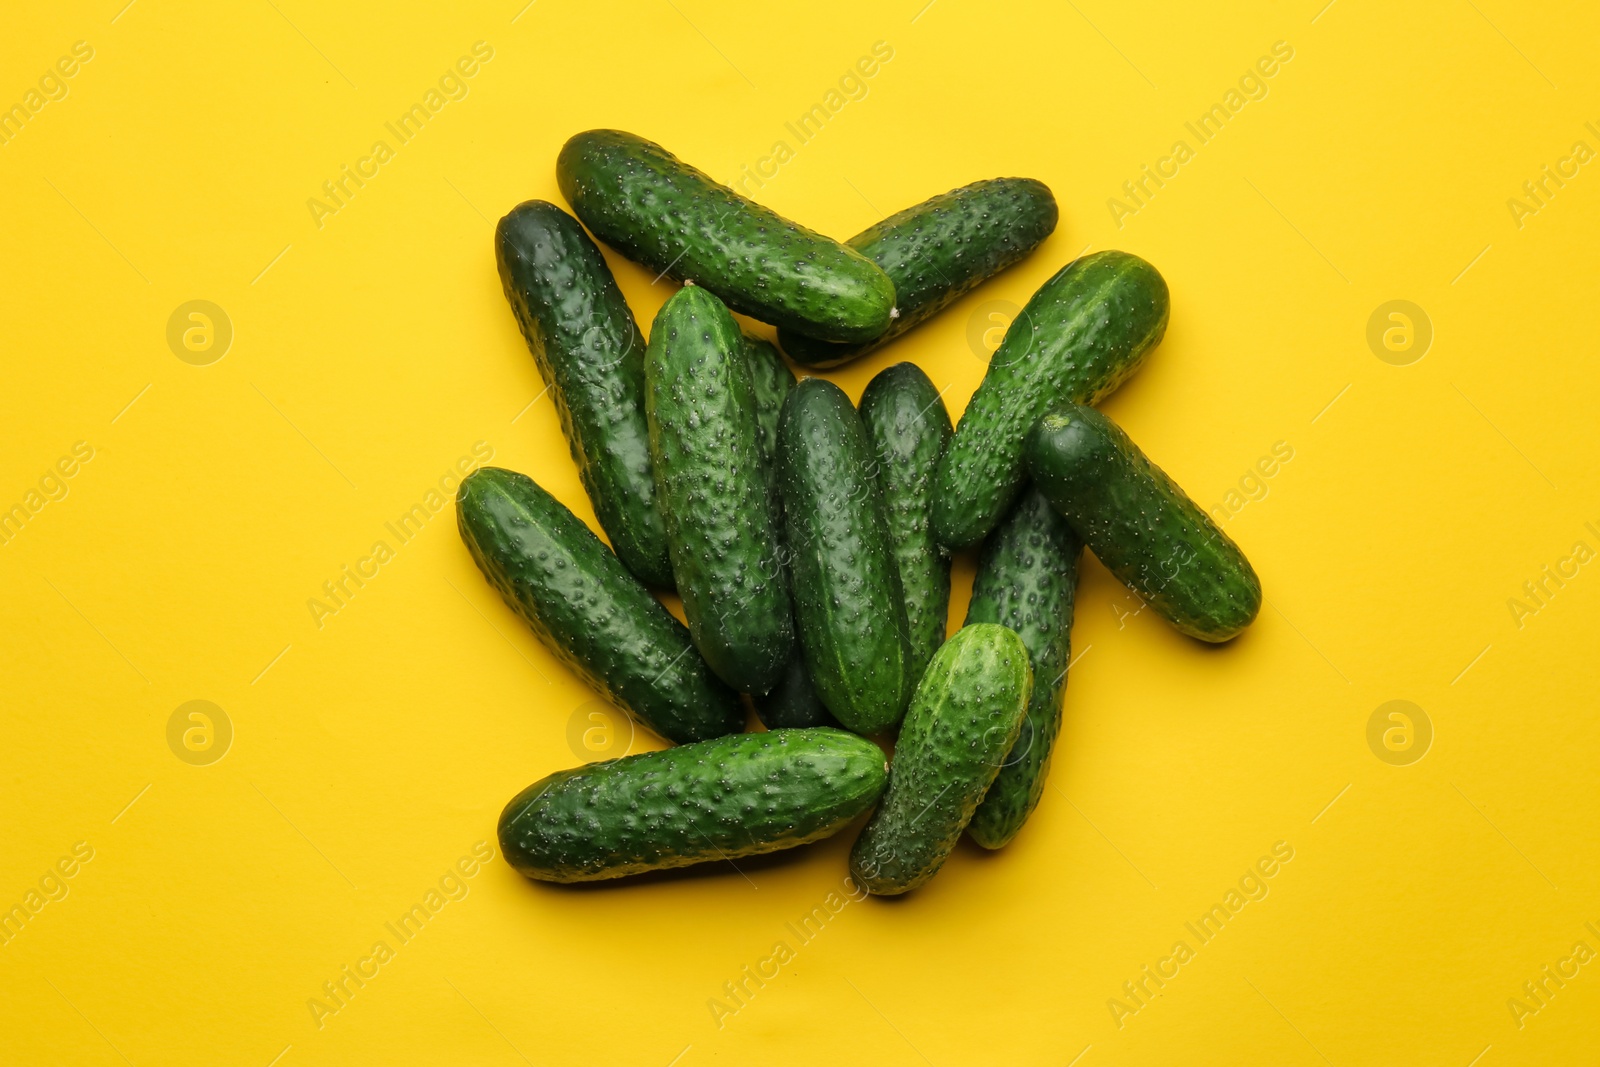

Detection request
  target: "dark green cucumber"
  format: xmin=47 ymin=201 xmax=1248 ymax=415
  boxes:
xmin=754 ymin=648 xmax=840 ymax=729
xmin=777 ymin=378 xmax=912 ymax=734
xmin=779 ymin=178 xmax=1058 ymax=368
xmin=931 ymin=250 xmax=1169 ymax=551
xmin=743 ymin=331 xmax=793 ymax=529
xmin=964 ymin=488 xmax=1082 ymax=849
xmin=457 ymin=467 xmax=742 ymax=743
xmin=645 ymin=285 xmax=793 ymax=693
xmin=858 ymin=362 xmax=953 ymax=683
xmin=495 ymin=200 xmax=672 ymax=587
xmin=1025 ymin=405 xmax=1261 ymax=642
xmin=557 ymin=130 xmax=896 ymax=343
xmin=849 ymin=624 xmax=1031 ymax=894
xmin=499 ymin=728 xmax=887 ymax=882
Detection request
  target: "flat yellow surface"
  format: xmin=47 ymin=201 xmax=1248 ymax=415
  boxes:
xmin=4 ymin=1 xmax=1598 ymax=1063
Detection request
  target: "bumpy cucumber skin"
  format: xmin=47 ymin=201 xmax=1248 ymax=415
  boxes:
xmin=457 ymin=467 xmax=742 ymax=744
xmin=499 ymin=728 xmax=888 ymax=882
xmin=495 ymin=201 xmax=673 ymax=587
xmin=1025 ymin=405 xmax=1262 ymax=642
xmin=743 ymin=332 xmax=794 ymax=530
xmin=858 ymin=363 xmax=954 ymax=683
xmin=777 ymin=378 xmax=912 ymax=734
xmin=779 ymin=178 xmax=1058 ymax=368
xmin=849 ymin=624 xmax=1032 ymax=895
xmin=645 ymin=286 xmax=793 ymax=693
xmin=557 ymin=130 xmax=897 ymax=343
xmin=964 ymin=488 xmax=1082 ymax=849
xmin=931 ymin=250 xmax=1170 ymax=551
xmin=755 ymin=648 xmax=841 ymax=729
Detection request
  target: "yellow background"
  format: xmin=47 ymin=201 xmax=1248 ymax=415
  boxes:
xmin=3 ymin=0 xmax=1597 ymax=1063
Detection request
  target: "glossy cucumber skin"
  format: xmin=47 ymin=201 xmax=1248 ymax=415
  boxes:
xmin=755 ymin=648 xmax=841 ymax=729
xmin=743 ymin=332 xmax=794 ymax=531
xmin=500 ymin=728 xmax=888 ymax=882
xmin=964 ymin=488 xmax=1082 ymax=849
xmin=779 ymin=178 xmax=1058 ymax=368
xmin=848 ymin=624 xmax=1031 ymax=894
xmin=557 ymin=130 xmax=896 ymax=343
xmin=456 ymin=467 xmax=742 ymax=744
xmin=931 ymin=250 xmax=1170 ymax=551
xmin=858 ymin=362 xmax=953 ymax=683
xmin=1025 ymin=405 xmax=1261 ymax=642
xmin=495 ymin=200 xmax=673 ymax=586
xmin=777 ymin=378 xmax=912 ymax=734
xmin=645 ymin=286 xmax=793 ymax=693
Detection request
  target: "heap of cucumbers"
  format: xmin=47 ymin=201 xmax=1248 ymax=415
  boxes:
xmin=467 ymin=130 xmax=1262 ymax=895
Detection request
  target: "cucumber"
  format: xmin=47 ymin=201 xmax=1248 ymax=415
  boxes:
xmin=645 ymin=285 xmax=793 ymax=693
xmin=1025 ymin=405 xmax=1261 ymax=642
xmin=931 ymin=250 xmax=1169 ymax=551
xmin=457 ymin=467 xmax=742 ymax=743
xmin=495 ymin=200 xmax=673 ymax=587
xmin=779 ymin=178 xmax=1057 ymax=368
xmin=848 ymin=624 xmax=1031 ymax=894
xmin=753 ymin=648 xmax=840 ymax=729
xmin=858 ymin=362 xmax=953 ymax=683
xmin=743 ymin=331 xmax=793 ymax=529
xmin=557 ymin=130 xmax=897 ymax=342
xmin=499 ymin=728 xmax=887 ymax=882
xmin=777 ymin=378 xmax=912 ymax=734
xmin=964 ymin=488 xmax=1082 ymax=849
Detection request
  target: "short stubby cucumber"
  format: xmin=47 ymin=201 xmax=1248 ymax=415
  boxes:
xmin=849 ymin=624 xmax=1032 ymax=894
xmin=779 ymin=178 xmax=1058 ymax=367
xmin=1025 ymin=404 xmax=1262 ymax=642
xmin=777 ymin=378 xmax=912 ymax=734
xmin=964 ymin=488 xmax=1082 ymax=849
xmin=557 ymin=130 xmax=897 ymax=342
xmin=499 ymin=728 xmax=888 ymax=882
xmin=858 ymin=362 xmax=953 ymax=683
xmin=645 ymin=286 xmax=793 ymax=693
xmin=931 ymin=250 xmax=1169 ymax=551
xmin=457 ymin=467 xmax=742 ymax=743
xmin=495 ymin=200 xmax=673 ymax=586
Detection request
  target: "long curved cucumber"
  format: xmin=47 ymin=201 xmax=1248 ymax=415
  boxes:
xmin=1025 ymin=405 xmax=1261 ymax=642
xmin=645 ymin=285 xmax=793 ymax=693
xmin=457 ymin=467 xmax=742 ymax=743
xmin=499 ymin=728 xmax=887 ymax=882
xmin=964 ymin=488 xmax=1082 ymax=849
xmin=495 ymin=200 xmax=672 ymax=586
xmin=858 ymin=362 xmax=953 ymax=683
xmin=779 ymin=178 xmax=1058 ymax=367
xmin=931 ymin=250 xmax=1169 ymax=551
xmin=848 ymin=624 xmax=1031 ymax=894
xmin=777 ymin=378 xmax=912 ymax=734
xmin=557 ymin=130 xmax=896 ymax=342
